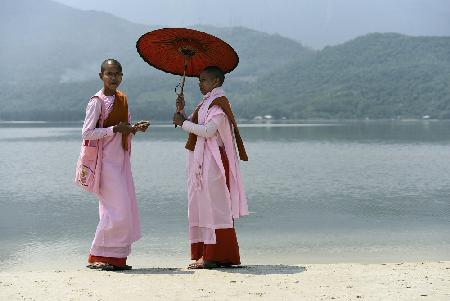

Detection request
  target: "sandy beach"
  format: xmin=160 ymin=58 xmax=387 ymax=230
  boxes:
xmin=1 ymin=261 xmax=449 ymax=300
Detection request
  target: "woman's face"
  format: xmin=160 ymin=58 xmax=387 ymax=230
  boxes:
xmin=198 ymin=71 xmax=219 ymax=95
xmin=99 ymin=64 xmax=122 ymax=94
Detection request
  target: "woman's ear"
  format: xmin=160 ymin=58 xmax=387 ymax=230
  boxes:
xmin=99 ymin=72 xmax=103 ymax=80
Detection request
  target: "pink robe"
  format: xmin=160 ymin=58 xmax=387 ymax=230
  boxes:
xmin=182 ymin=87 xmax=249 ymax=244
xmin=82 ymin=89 xmax=141 ymax=258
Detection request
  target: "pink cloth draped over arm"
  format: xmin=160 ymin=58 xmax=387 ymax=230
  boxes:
xmin=182 ymin=115 xmax=225 ymax=146
xmin=82 ymin=98 xmax=114 ymax=140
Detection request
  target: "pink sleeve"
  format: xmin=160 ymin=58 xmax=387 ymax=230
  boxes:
xmin=181 ymin=113 xmax=225 ymax=138
xmin=81 ymin=98 xmax=114 ymax=140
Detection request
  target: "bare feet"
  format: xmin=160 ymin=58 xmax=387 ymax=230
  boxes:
xmin=86 ymin=262 xmax=132 ymax=271
xmin=187 ymin=258 xmax=218 ymax=269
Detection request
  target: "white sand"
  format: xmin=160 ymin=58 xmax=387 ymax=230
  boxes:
xmin=1 ymin=261 xmax=449 ymax=300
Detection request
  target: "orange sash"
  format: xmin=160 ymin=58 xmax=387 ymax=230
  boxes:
xmin=103 ymin=90 xmax=129 ymax=151
xmin=185 ymin=96 xmax=248 ymax=161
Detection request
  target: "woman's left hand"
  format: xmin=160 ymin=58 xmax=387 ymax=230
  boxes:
xmin=133 ymin=120 xmax=150 ymax=133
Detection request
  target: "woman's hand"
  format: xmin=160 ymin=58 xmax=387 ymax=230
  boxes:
xmin=113 ymin=122 xmax=134 ymax=134
xmin=172 ymin=112 xmax=186 ymax=126
xmin=133 ymin=120 xmax=150 ymax=133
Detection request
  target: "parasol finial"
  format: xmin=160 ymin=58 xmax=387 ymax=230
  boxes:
xmin=178 ymin=46 xmax=196 ymax=58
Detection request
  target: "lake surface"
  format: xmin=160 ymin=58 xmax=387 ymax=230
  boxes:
xmin=1 ymin=120 xmax=449 ymax=270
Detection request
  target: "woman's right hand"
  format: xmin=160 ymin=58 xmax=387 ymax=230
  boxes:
xmin=176 ymin=93 xmax=185 ymax=112
xmin=113 ymin=122 xmax=133 ymax=134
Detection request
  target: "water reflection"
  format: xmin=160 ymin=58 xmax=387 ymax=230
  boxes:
xmin=1 ymin=121 xmax=449 ymax=268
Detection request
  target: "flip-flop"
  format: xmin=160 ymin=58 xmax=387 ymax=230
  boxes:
xmin=87 ymin=262 xmax=109 ymax=270
xmin=187 ymin=261 xmax=218 ymax=269
xmin=101 ymin=264 xmax=133 ymax=271
xmin=218 ymin=263 xmax=243 ymax=269
xmin=87 ymin=262 xmax=132 ymax=271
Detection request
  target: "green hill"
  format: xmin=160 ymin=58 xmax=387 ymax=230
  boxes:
xmin=1 ymin=0 xmax=449 ymax=121
xmin=239 ymin=33 xmax=450 ymax=119
xmin=0 ymin=0 xmax=311 ymax=121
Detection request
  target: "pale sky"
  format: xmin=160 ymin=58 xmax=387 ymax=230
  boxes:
xmin=53 ymin=0 xmax=450 ymax=48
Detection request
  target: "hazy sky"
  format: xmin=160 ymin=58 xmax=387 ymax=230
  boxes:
xmin=53 ymin=0 xmax=450 ymax=48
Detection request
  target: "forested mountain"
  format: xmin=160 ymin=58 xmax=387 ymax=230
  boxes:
xmin=1 ymin=0 xmax=449 ymax=121
xmin=0 ymin=0 xmax=311 ymax=120
xmin=237 ymin=33 xmax=450 ymax=119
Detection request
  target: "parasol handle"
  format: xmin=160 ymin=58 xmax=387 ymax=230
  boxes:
xmin=178 ymin=58 xmax=188 ymax=98
xmin=179 ymin=72 xmax=186 ymax=97
xmin=175 ymin=59 xmax=188 ymax=127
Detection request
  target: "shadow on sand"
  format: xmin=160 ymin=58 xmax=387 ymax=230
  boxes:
xmin=116 ymin=267 xmax=195 ymax=275
xmin=116 ymin=265 xmax=305 ymax=275
xmin=214 ymin=264 xmax=306 ymax=275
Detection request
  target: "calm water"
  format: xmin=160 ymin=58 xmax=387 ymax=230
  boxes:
xmin=1 ymin=120 xmax=450 ymax=270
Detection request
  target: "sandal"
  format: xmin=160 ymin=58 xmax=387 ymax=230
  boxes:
xmin=87 ymin=262 xmax=109 ymax=270
xmin=187 ymin=260 xmax=218 ymax=269
xmin=87 ymin=262 xmax=132 ymax=271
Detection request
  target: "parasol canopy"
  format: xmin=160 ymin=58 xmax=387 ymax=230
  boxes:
xmin=136 ymin=27 xmax=239 ymax=78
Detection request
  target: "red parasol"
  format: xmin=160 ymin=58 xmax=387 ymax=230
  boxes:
xmin=136 ymin=28 xmax=239 ymax=96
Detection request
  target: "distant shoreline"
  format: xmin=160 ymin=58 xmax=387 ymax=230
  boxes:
xmin=0 ymin=118 xmax=447 ymax=124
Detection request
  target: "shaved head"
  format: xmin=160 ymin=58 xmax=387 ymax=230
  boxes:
xmin=100 ymin=59 xmax=122 ymax=73
xmin=202 ymin=66 xmax=225 ymax=86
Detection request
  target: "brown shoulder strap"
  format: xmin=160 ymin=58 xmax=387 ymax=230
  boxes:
xmin=103 ymin=90 xmax=129 ymax=151
xmin=210 ymin=97 xmax=248 ymax=161
xmin=185 ymin=96 xmax=248 ymax=161
xmin=185 ymin=105 xmax=201 ymax=151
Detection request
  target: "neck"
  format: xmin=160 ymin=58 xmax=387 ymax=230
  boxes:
xmin=103 ymin=88 xmax=116 ymax=96
xmin=204 ymin=86 xmax=223 ymax=97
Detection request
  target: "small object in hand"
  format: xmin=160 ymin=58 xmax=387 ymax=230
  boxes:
xmin=133 ymin=120 xmax=150 ymax=132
